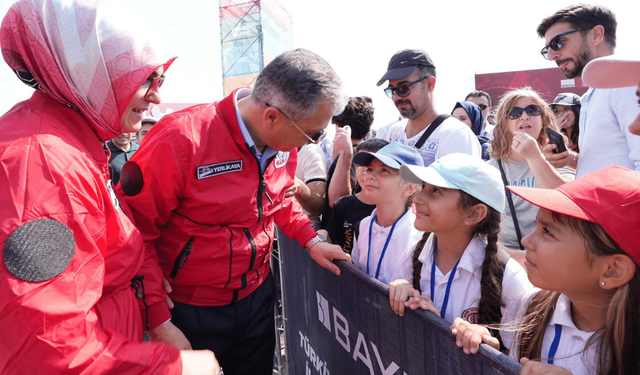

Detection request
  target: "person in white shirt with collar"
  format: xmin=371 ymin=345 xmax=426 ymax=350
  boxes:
xmin=389 ymin=153 xmax=531 ymax=337
xmin=350 ymin=142 xmax=423 ymax=285
xmin=452 ymin=165 xmax=640 ymax=375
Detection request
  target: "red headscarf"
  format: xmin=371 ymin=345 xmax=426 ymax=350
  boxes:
xmin=1 ymin=0 xmax=176 ymax=140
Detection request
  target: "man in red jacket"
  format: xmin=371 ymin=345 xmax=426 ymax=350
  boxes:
xmin=119 ymin=48 xmax=350 ymax=375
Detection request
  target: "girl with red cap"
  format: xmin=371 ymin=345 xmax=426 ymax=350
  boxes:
xmin=451 ymin=165 xmax=640 ymax=375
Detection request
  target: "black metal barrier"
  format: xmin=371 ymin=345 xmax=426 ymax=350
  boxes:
xmin=278 ymin=231 xmax=523 ymax=375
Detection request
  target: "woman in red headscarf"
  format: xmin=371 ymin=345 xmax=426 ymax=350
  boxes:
xmin=0 ymin=0 xmax=218 ymax=374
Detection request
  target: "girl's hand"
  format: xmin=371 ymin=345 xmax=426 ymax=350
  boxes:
xmin=511 ymin=131 xmax=542 ymax=161
xmin=451 ymin=317 xmax=499 ymax=354
xmin=520 ymin=358 xmax=574 ymax=375
xmin=405 ymin=289 xmax=441 ymax=316
xmin=556 ymin=111 xmax=572 ymax=130
xmin=389 ymin=279 xmax=415 ymax=316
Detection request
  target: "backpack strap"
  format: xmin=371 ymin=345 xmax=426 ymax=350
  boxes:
xmin=415 ymin=114 xmax=450 ymax=149
xmin=497 ymin=160 xmax=525 ymax=250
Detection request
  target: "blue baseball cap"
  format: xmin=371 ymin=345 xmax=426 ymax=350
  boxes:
xmin=399 ymin=153 xmax=505 ymax=212
xmin=353 ymin=142 xmax=424 ymax=169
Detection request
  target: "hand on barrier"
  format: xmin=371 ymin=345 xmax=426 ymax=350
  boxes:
xmin=389 ymin=279 xmax=414 ymax=316
xmin=309 ymin=242 xmax=352 ymax=276
xmin=180 ymin=350 xmax=221 ymax=375
xmin=148 ymin=321 xmax=193 ymax=350
xmin=164 ymin=278 xmax=174 ymax=309
xmin=451 ymin=317 xmax=499 ymax=354
xmin=404 ymin=290 xmax=441 ymax=316
xmin=542 ymin=144 xmax=577 ymax=169
xmin=519 ymin=358 xmax=574 ymax=375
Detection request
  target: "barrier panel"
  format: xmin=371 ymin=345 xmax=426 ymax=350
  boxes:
xmin=278 ymin=231 xmax=523 ymax=375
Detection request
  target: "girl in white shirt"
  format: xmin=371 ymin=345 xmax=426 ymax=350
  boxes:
xmin=389 ymin=153 xmax=532 ymax=335
xmin=452 ymin=165 xmax=640 ymax=375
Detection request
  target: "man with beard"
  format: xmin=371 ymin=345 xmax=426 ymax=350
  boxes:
xmin=376 ymin=49 xmax=480 ymax=167
xmin=537 ymin=5 xmax=640 ymax=177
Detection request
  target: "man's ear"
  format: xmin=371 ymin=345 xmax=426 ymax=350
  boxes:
xmin=426 ymin=76 xmax=436 ymax=92
xmin=466 ymin=203 xmax=488 ymax=226
xmin=600 ymin=254 xmax=636 ymax=289
xmin=589 ymin=25 xmax=606 ymax=48
xmin=263 ymin=106 xmax=279 ymax=131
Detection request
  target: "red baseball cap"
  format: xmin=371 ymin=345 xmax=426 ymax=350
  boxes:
xmin=507 ymin=165 xmax=640 ymax=265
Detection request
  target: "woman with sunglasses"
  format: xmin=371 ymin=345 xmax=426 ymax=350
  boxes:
xmin=0 ymin=0 xmax=219 ymax=373
xmin=488 ymin=87 xmax=575 ymax=263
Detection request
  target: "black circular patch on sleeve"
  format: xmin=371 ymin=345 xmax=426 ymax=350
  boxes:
xmin=4 ymin=219 xmax=75 ymax=282
xmin=120 ymin=161 xmax=144 ymax=196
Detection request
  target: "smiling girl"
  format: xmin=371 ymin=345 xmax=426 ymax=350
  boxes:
xmin=388 ymin=153 xmax=531 ymax=340
xmin=489 ymin=87 xmax=575 ymax=262
xmin=452 ymin=165 xmax=640 ymax=375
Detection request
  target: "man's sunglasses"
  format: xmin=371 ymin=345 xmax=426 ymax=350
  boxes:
xmin=384 ymin=76 xmax=427 ymax=99
xmin=144 ymin=75 xmax=165 ymax=100
xmin=265 ymin=102 xmax=325 ymax=144
xmin=476 ymin=103 xmax=488 ymax=111
xmin=540 ymin=27 xmax=593 ymax=60
xmin=508 ymin=104 xmax=543 ymax=120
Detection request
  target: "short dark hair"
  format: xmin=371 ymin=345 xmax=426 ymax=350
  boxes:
xmin=415 ymin=64 xmax=436 ymax=79
xmin=356 ymin=138 xmax=388 ymax=153
xmin=465 ymin=90 xmax=492 ymax=108
xmin=537 ymin=4 xmax=617 ymax=49
xmin=331 ymin=97 xmax=374 ymax=141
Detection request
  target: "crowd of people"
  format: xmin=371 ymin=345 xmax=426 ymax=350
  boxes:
xmin=1 ymin=1 xmax=640 ymax=375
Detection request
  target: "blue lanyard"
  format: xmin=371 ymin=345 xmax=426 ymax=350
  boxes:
xmin=430 ymin=237 xmax=461 ymax=318
xmin=367 ymin=210 xmax=407 ymax=278
xmin=547 ymin=325 xmax=562 ymax=364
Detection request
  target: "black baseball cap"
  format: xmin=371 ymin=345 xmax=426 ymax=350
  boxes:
xmin=376 ymin=49 xmax=435 ymax=86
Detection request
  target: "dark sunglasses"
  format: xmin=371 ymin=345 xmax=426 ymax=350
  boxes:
xmin=384 ymin=76 xmax=427 ymax=99
xmin=477 ymin=103 xmax=488 ymax=110
xmin=144 ymin=75 xmax=165 ymax=100
xmin=540 ymin=27 xmax=593 ymax=60
xmin=508 ymin=104 xmax=543 ymax=120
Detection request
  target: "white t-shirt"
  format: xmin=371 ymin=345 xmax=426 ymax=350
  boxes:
xmin=503 ymin=292 xmax=596 ymax=375
xmin=577 ymin=86 xmax=640 ymax=177
xmin=378 ymin=117 xmax=481 ymax=166
xmin=351 ymin=207 xmax=422 ymax=285
xmin=391 ymin=233 xmax=532 ymax=325
xmin=295 ymin=143 xmax=327 ymax=230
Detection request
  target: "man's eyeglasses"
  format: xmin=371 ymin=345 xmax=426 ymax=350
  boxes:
xmin=540 ymin=27 xmax=593 ymax=60
xmin=508 ymin=104 xmax=543 ymax=120
xmin=384 ymin=76 xmax=427 ymax=99
xmin=476 ymin=103 xmax=489 ymax=111
xmin=265 ymin=102 xmax=325 ymax=144
xmin=143 ymin=75 xmax=165 ymax=100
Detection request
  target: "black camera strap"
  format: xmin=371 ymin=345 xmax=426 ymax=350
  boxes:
xmin=498 ymin=159 xmax=525 ymax=250
xmin=415 ymin=114 xmax=449 ymax=149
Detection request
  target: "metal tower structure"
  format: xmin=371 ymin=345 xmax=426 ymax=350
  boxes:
xmin=219 ymin=0 xmax=293 ymax=97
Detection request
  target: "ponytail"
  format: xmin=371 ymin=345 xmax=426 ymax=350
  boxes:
xmin=411 ymin=232 xmax=431 ymax=292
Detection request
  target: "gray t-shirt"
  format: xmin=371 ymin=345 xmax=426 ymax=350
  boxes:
xmin=487 ymin=158 xmax=575 ymax=249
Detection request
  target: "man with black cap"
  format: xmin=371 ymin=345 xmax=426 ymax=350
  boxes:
xmin=376 ymin=49 xmax=480 ymax=166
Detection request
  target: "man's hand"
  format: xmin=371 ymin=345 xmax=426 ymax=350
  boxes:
xmin=180 ymin=350 xmax=221 ymax=375
xmin=147 ymin=321 xmax=192 ymax=350
xmin=285 ymin=177 xmax=307 ymax=198
xmin=332 ymin=126 xmax=353 ymax=158
xmin=308 ymin=241 xmax=352 ymax=276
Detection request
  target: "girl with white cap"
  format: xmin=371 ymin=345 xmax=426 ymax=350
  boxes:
xmin=389 ymin=153 xmax=531 ymax=346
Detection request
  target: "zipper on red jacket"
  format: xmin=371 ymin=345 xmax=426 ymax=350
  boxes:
xmin=243 ymin=228 xmax=257 ymax=279
xmin=169 ymin=237 xmax=194 ymax=279
xmin=130 ymin=275 xmax=150 ymax=331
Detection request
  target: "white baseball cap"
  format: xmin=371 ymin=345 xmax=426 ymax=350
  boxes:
xmin=400 ymin=153 xmax=505 ymax=213
xmin=582 ymin=56 xmax=640 ymax=89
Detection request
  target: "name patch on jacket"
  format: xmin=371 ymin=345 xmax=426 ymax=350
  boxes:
xmin=274 ymin=152 xmax=289 ymax=169
xmin=197 ymin=160 xmax=243 ymax=179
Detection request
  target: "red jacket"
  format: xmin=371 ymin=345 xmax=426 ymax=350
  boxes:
xmin=118 ymin=90 xmax=317 ymax=327
xmin=0 ymin=92 xmax=181 ymax=374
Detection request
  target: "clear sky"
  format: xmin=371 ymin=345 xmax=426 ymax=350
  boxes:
xmin=1 ymin=0 xmax=638 ymax=129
